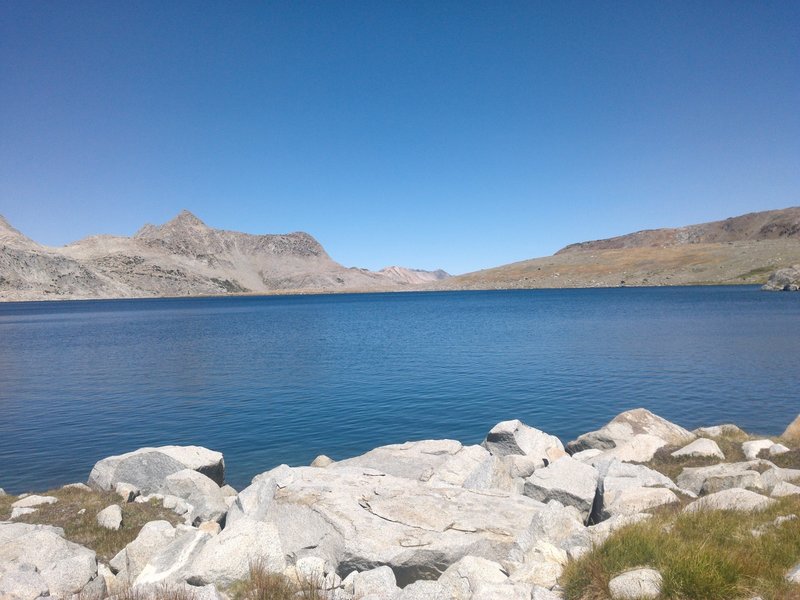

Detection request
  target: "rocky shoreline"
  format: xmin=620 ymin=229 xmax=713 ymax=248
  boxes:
xmin=2 ymin=409 xmax=799 ymax=600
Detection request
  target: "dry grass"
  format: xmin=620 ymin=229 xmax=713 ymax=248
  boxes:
xmin=230 ymin=562 xmax=331 ymax=600
xmin=0 ymin=485 xmax=182 ymax=562
xmin=562 ymin=496 xmax=800 ymax=600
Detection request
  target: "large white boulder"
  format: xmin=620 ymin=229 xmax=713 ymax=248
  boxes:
xmin=88 ymin=445 xmax=224 ymax=492
xmin=602 ymin=487 xmax=680 ymax=520
xmin=350 ymin=566 xmax=400 ymax=598
xmin=482 ymin=420 xmax=565 ymax=465
xmin=0 ymin=523 xmax=97 ymax=598
xmin=608 ymin=567 xmax=662 ymax=599
xmin=508 ymin=500 xmax=586 ymax=563
xmin=566 ymin=408 xmax=694 ymax=454
xmin=110 ymin=520 xmax=177 ymax=582
xmin=523 ymin=456 xmax=599 ymax=521
xmin=230 ymin=465 xmax=546 ymax=586
xmin=683 ymin=488 xmax=775 ymax=513
xmin=161 ymin=469 xmax=227 ymax=524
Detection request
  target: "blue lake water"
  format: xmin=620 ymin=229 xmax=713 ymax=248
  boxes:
xmin=0 ymin=286 xmax=798 ymax=494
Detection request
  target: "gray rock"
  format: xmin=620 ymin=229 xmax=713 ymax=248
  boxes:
xmin=762 ymin=264 xmax=800 ymax=291
xmin=0 ymin=523 xmax=97 ymax=597
xmin=133 ymin=527 xmax=211 ymax=586
xmin=334 ymin=439 xmax=496 ymax=490
xmin=395 ymin=579 xmax=449 ymax=600
xmin=676 ymin=461 xmax=767 ymax=496
xmin=507 ymin=541 xmax=567 ymax=588
xmin=110 ymin=520 xmax=176 ymax=582
xmin=566 ymin=408 xmax=694 ymax=454
xmin=760 ymin=466 xmax=800 ymax=493
xmin=0 ymin=487 xmax=5 ymax=496
xmin=531 ymin=586 xmax=564 ymax=600
xmin=692 ymin=424 xmax=746 ymax=438
xmin=11 ymin=495 xmax=57 ymax=509
xmin=787 ymin=562 xmax=800 ymax=583
xmin=508 ymin=500 xmax=585 ymax=563
xmin=181 ymin=518 xmax=285 ymax=587
xmin=523 ymin=457 xmax=599 ymax=521
xmin=96 ymin=504 xmax=123 ymax=530
xmin=771 ymin=481 xmax=800 ymax=497
xmin=88 ymin=445 xmax=225 ymax=492
xmin=608 ymin=567 xmax=662 ymax=599
xmin=599 ymin=460 xmax=680 ymax=493
xmin=590 ymin=434 xmax=668 ymax=464
xmin=351 ymin=566 xmax=399 ymax=598
xmin=161 ymin=469 xmax=227 ymax=524
xmin=0 ymin=564 xmax=49 ymax=600
xmin=438 ymin=556 xmax=509 ymax=600
xmin=769 ymin=443 xmax=791 ymax=456
xmin=602 ymin=487 xmax=679 ymax=520
xmin=482 ymin=420 xmax=565 ymax=465
xmin=224 ymin=464 xmax=288 ymax=527
xmin=79 ymin=571 xmax=108 ymax=600
xmin=671 ymin=438 xmax=724 ymax=459
xmin=62 ymin=482 xmax=92 ymax=492
xmin=683 ymin=488 xmax=775 ymax=513
xmin=743 ymin=439 xmax=775 ymax=460
xmin=311 ymin=454 xmax=335 ymax=467
xmin=115 ymin=482 xmax=141 ymax=502
xmin=10 ymin=507 xmax=37 ymax=519
xmin=234 ymin=464 xmax=546 ymax=586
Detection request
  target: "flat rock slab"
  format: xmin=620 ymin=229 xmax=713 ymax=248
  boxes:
xmin=676 ymin=461 xmax=768 ymax=496
xmin=609 ymin=567 xmax=662 ymax=599
xmin=232 ymin=465 xmax=546 ymax=586
xmin=11 ymin=495 xmax=57 ymax=509
xmin=683 ymin=488 xmax=775 ymax=513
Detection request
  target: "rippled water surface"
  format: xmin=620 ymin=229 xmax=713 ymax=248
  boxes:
xmin=1 ymin=286 xmax=798 ymax=493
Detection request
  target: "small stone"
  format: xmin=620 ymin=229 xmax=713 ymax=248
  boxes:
xmin=0 ymin=487 xmax=6 ymax=496
xmin=11 ymin=507 xmax=37 ymax=519
xmin=742 ymin=439 xmax=775 ymax=460
xmin=78 ymin=508 xmax=86 ymax=515
xmin=786 ymin=562 xmax=800 ymax=583
xmin=197 ymin=521 xmax=221 ymax=535
xmin=96 ymin=504 xmax=123 ymax=530
xmin=769 ymin=443 xmax=790 ymax=456
xmin=608 ymin=567 xmax=662 ymax=599
xmin=62 ymin=483 xmax=92 ymax=492
xmin=11 ymin=495 xmax=58 ymax=509
xmin=671 ymin=438 xmax=724 ymax=460
xmin=219 ymin=484 xmax=237 ymax=497
xmin=310 ymin=454 xmax=334 ymax=467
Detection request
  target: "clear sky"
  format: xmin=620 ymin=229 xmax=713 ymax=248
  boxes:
xmin=1 ymin=1 xmax=799 ymax=274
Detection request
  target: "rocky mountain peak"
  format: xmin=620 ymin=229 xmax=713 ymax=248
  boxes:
xmin=0 ymin=214 xmax=37 ymax=248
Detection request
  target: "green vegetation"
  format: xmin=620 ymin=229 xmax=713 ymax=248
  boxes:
xmin=737 ymin=265 xmax=777 ymax=281
xmin=562 ymin=497 xmax=800 ymax=600
xmin=229 ymin=562 xmax=330 ymax=600
xmin=0 ymin=486 xmax=182 ymax=562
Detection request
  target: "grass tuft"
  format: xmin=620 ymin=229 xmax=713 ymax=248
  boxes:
xmin=562 ymin=496 xmax=800 ymax=600
xmin=229 ymin=561 xmax=330 ymax=600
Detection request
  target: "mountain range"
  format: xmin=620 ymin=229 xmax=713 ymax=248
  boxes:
xmin=2 ymin=206 xmax=799 ymax=301
xmin=438 ymin=206 xmax=800 ymax=290
xmin=0 ymin=211 xmax=449 ymax=301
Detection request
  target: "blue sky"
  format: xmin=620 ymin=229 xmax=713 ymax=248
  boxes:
xmin=1 ymin=1 xmax=798 ymax=274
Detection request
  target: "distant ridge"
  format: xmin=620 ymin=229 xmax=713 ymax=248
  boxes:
xmin=557 ymin=207 xmax=800 ymax=254
xmin=437 ymin=206 xmax=800 ymax=290
xmin=0 ymin=211 xmax=447 ymax=301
